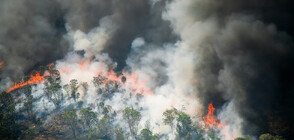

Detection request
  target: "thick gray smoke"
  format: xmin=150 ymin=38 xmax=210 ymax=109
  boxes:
xmin=0 ymin=0 xmax=69 ymax=80
xmin=164 ymin=0 xmax=294 ymax=137
xmin=0 ymin=0 xmax=176 ymax=81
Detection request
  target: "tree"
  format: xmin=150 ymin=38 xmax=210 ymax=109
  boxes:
xmin=259 ymin=133 xmax=284 ymax=140
xmin=63 ymin=109 xmax=78 ymax=140
xmin=123 ymin=107 xmax=142 ymax=140
xmin=96 ymin=115 xmax=112 ymax=138
xmin=80 ymin=107 xmax=97 ymax=130
xmin=114 ymin=127 xmax=124 ymax=140
xmin=44 ymin=69 xmax=63 ymax=107
xmin=63 ymin=79 xmax=80 ymax=102
xmin=0 ymin=92 xmax=21 ymax=139
xmin=89 ymin=114 xmax=112 ymax=139
xmin=176 ymin=112 xmax=194 ymax=139
xmin=22 ymin=85 xmax=35 ymax=120
xmin=163 ymin=108 xmax=178 ymax=130
xmin=140 ymin=128 xmax=153 ymax=140
xmin=93 ymin=76 xmax=106 ymax=87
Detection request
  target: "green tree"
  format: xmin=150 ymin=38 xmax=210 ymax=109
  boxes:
xmin=163 ymin=108 xmax=178 ymax=130
xmin=64 ymin=79 xmax=80 ymax=102
xmin=259 ymin=133 xmax=284 ymax=140
xmin=63 ymin=109 xmax=78 ymax=140
xmin=0 ymin=92 xmax=21 ymax=139
xmin=93 ymin=76 xmax=106 ymax=87
xmin=22 ymin=85 xmax=35 ymax=120
xmin=44 ymin=69 xmax=63 ymax=107
xmin=80 ymin=107 xmax=97 ymax=130
xmin=123 ymin=107 xmax=142 ymax=140
xmin=88 ymin=114 xmax=112 ymax=139
xmin=176 ymin=112 xmax=194 ymax=139
xmin=114 ymin=127 xmax=124 ymax=140
xmin=140 ymin=128 xmax=153 ymax=140
xmin=96 ymin=115 xmax=112 ymax=138
xmin=139 ymin=128 xmax=160 ymax=140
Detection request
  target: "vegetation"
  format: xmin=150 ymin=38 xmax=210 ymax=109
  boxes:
xmin=44 ymin=69 xmax=63 ymax=107
xmin=63 ymin=109 xmax=78 ymax=140
xmin=123 ymin=107 xmax=142 ymax=139
xmin=259 ymin=133 xmax=285 ymax=140
xmin=0 ymin=68 xmax=288 ymax=140
xmin=0 ymin=92 xmax=22 ymax=139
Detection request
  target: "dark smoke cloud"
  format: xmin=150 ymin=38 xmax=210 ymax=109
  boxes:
xmin=0 ymin=0 xmax=176 ymax=80
xmin=215 ymin=17 xmax=294 ymax=136
xmin=0 ymin=0 xmax=69 ymax=80
xmin=165 ymin=0 xmax=294 ymax=138
xmin=59 ymin=0 xmax=176 ymax=70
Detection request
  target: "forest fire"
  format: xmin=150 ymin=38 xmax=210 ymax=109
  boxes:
xmin=7 ymin=72 xmax=48 ymax=93
xmin=78 ymin=59 xmax=91 ymax=70
xmin=97 ymin=70 xmax=153 ymax=95
xmin=124 ymin=73 xmax=153 ymax=95
xmin=203 ymin=102 xmax=222 ymax=127
xmin=100 ymin=70 xmax=122 ymax=83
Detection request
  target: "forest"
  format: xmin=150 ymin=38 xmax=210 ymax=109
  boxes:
xmin=0 ymin=65 xmax=285 ymax=140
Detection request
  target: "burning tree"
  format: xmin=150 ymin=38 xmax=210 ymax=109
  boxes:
xmin=43 ymin=68 xmax=63 ymax=107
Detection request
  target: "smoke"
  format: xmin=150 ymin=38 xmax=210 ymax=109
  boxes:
xmin=0 ymin=0 xmax=69 ymax=81
xmin=164 ymin=0 xmax=294 ymax=138
xmin=0 ymin=0 xmax=176 ymax=81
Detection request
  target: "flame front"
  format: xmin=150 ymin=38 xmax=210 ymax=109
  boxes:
xmin=98 ymin=70 xmax=153 ymax=95
xmin=203 ymin=102 xmax=221 ymax=127
xmin=7 ymin=72 xmax=48 ymax=93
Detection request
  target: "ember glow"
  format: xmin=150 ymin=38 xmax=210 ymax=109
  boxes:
xmin=0 ymin=61 xmax=3 ymax=69
xmin=7 ymin=72 xmax=48 ymax=93
xmin=98 ymin=69 xmax=153 ymax=95
xmin=203 ymin=102 xmax=222 ymax=127
xmin=100 ymin=70 xmax=121 ymax=83
xmin=78 ymin=59 xmax=91 ymax=70
xmin=124 ymin=73 xmax=153 ymax=95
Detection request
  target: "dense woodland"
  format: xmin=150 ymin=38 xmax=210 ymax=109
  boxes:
xmin=0 ymin=66 xmax=286 ymax=140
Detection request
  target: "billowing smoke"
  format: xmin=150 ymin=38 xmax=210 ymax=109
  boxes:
xmin=0 ymin=0 xmax=176 ymax=80
xmin=164 ymin=0 xmax=294 ymax=138
xmin=0 ymin=0 xmax=69 ymax=81
xmin=1 ymin=0 xmax=294 ymax=139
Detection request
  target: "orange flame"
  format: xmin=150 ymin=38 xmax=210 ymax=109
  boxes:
xmin=125 ymin=73 xmax=153 ymax=95
xmin=7 ymin=71 xmax=48 ymax=93
xmin=79 ymin=59 xmax=91 ymax=70
xmin=97 ymin=70 xmax=153 ymax=95
xmin=48 ymin=63 xmax=54 ymax=70
xmin=0 ymin=61 xmax=3 ymax=69
xmin=203 ymin=102 xmax=222 ymax=127
xmin=101 ymin=70 xmax=122 ymax=83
